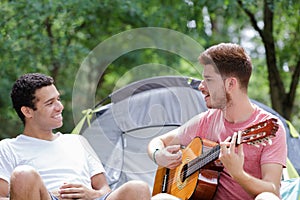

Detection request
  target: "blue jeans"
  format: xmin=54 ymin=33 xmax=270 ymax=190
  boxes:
xmin=50 ymin=194 xmax=59 ymax=200
xmin=50 ymin=192 xmax=110 ymax=200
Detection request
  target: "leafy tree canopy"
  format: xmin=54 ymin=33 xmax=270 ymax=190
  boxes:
xmin=0 ymin=0 xmax=299 ymax=139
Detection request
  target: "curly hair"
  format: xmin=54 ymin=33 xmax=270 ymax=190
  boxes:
xmin=198 ymin=43 xmax=252 ymax=91
xmin=10 ymin=73 xmax=54 ymax=124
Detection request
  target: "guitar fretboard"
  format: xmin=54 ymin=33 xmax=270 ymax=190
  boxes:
xmin=185 ymin=145 xmax=221 ymax=179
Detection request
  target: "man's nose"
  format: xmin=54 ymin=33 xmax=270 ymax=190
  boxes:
xmin=55 ymin=101 xmax=64 ymax=110
xmin=198 ymin=81 xmax=205 ymax=91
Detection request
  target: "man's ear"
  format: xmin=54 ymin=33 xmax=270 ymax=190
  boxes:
xmin=20 ymin=106 xmax=33 ymax=119
xmin=225 ymin=77 xmax=237 ymax=91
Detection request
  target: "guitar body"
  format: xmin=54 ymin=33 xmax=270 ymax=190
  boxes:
xmin=191 ymin=169 xmax=219 ymax=200
xmin=152 ymin=137 xmax=221 ymax=200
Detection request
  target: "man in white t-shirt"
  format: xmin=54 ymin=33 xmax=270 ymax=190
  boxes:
xmin=0 ymin=73 xmax=151 ymax=200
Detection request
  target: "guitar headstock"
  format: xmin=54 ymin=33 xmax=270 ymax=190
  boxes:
xmin=237 ymin=118 xmax=279 ymax=147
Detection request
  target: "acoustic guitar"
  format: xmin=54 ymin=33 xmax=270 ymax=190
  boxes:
xmin=152 ymin=118 xmax=279 ymax=200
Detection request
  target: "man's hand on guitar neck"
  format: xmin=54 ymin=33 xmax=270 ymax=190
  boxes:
xmin=219 ymin=132 xmax=245 ymax=180
xmin=154 ymin=145 xmax=182 ymax=169
xmin=218 ymin=129 xmax=282 ymax=198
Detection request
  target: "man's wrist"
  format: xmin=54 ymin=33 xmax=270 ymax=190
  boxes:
xmin=231 ymin=170 xmax=249 ymax=183
xmin=152 ymin=149 xmax=160 ymax=164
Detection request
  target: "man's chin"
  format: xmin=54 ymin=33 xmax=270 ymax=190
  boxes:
xmin=205 ymin=103 xmax=212 ymax=109
xmin=53 ymin=122 xmax=63 ymax=129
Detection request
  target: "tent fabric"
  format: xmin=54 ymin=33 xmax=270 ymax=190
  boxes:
xmin=80 ymin=76 xmax=207 ymax=190
xmin=280 ymin=178 xmax=300 ymax=200
xmin=286 ymin=158 xmax=300 ymax=179
xmin=109 ymin=76 xmax=200 ymax=103
xmin=76 ymin=76 xmax=300 ymax=197
xmin=286 ymin=121 xmax=300 ymax=138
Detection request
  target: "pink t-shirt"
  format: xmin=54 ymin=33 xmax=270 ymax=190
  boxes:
xmin=178 ymin=105 xmax=287 ymax=200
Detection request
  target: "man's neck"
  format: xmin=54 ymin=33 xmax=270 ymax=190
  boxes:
xmin=23 ymin=126 xmax=56 ymax=141
xmin=222 ymin=98 xmax=255 ymax=124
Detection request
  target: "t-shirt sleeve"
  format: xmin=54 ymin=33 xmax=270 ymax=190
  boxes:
xmin=178 ymin=113 xmax=205 ymax=146
xmin=0 ymin=140 xmax=15 ymax=183
xmin=178 ymin=110 xmax=221 ymax=146
xmin=78 ymin=135 xmax=106 ymax=177
xmin=261 ymin=118 xmax=287 ymax=167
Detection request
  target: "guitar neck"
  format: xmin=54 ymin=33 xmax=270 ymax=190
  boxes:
xmin=185 ymin=145 xmax=221 ymax=178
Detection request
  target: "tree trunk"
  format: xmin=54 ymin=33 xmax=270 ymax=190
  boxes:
xmin=238 ymin=0 xmax=299 ymax=120
xmin=261 ymin=0 xmax=286 ymax=117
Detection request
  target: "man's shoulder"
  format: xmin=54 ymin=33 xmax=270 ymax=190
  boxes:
xmin=0 ymin=138 xmax=19 ymax=157
xmin=253 ymin=104 xmax=280 ymax=119
xmin=252 ymin=106 xmax=287 ymax=139
xmin=0 ymin=137 xmax=17 ymax=147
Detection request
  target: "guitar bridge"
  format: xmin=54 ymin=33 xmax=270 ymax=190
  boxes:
xmin=162 ymin=168 xmax=170 ymax=193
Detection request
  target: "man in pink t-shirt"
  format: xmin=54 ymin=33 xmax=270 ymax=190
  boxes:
xmin=148 ymin=43 xmax=287 ymax=200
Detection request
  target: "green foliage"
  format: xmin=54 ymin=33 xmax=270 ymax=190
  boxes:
xmin=0 ymin=0 xmax=299 ymax=139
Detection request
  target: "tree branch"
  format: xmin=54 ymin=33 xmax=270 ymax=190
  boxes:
xmin=288 ymin=58 xmax=300 ymax=108
xmin=44 ymin=17 xmax=60 ymax=79
xmin=237 ymin=0 xmax=263 ymax=37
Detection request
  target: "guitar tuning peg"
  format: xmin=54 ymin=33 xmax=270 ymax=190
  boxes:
xmin=247 ymin=141 xmax=261 ymax=148
xmin=237 ymin=131 xmax=242 ymax=144
xmin=253 ymin=144 xmax=260 ymax=148
xmin=268 ymin=138 xmax=273 ymax=145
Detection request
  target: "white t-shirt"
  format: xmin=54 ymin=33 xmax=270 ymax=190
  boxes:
xmin=0 ymin=133 xmax=105 ymax=192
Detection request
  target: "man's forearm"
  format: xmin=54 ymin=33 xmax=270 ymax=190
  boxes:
xmin=233 ymin=171 xmax=279 ymax=197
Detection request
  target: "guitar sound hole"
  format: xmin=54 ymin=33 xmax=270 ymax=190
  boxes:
xmin=180 ymin=164 xmax=188 ymax=182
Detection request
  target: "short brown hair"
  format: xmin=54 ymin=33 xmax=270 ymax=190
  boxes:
xmin=198 ymin=43 xmax=252 ymax=91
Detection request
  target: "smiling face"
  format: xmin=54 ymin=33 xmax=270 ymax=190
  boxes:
xmin=29 ymin=84 xmax=64 ymax=131
xmin=199 ymin=64 xmax=228 ymax=109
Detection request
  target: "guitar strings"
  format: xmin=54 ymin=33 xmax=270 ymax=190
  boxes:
xmin=162 ymin=145 xmax=221 ymax=193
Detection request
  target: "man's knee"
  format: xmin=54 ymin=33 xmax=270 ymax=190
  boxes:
xmin=255 ymin=192 xmax=280 ymax=200
xmin=11 ymin=165 xmax=40 ymax=185
xmin=10 ymin=165 xmax=51 ymax=199
xmin=113 ymin=180 xmax=150 ymax=199
xmin=125 ymin=180 xmax=150 ymax=193
xmin=152 ymin=193 xmax=181 ymax=200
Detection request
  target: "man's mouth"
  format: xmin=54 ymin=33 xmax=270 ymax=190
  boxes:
xmin=53 ymin=114 xmax=63 ymax=120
